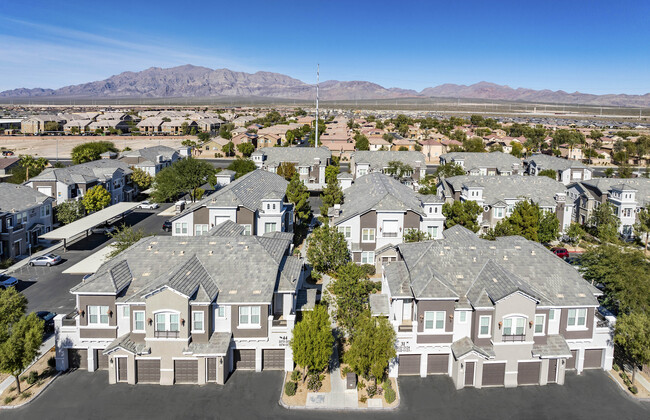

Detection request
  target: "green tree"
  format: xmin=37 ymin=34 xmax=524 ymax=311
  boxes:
xmin=19 ymin=155 xmax=49 ymax=182
xmin=451 ymin=129 xmax=467 ymax=142
xmin=44 ymin=121 xmax=59 ymax=132
xmin=55 ymin=200 xmax=85 ymax=225
xmin=325 ymin=165 xmax=340 ymax=185
xmin=442 ymin=201 xmax=482 ymax=232
xmin=107 ymin=224 xmax=146 ymax=258
xmin=291 ymin=305 xmax=333 ymax=379
xmin=435 ymin=162 xmax=465 ymax=178
xmin=510 ymin=142 xmax=523 ymax=158
xmin=489 ymin=144 xmax=504 ymax=153
xmin=0 ymin=287 xmax=27 ymax=343
xmin=0 ymin=311 xmax=43 ymax=394
xmin=320 ymin=179 xmax=343 ymax=217
xmin=634 ymin=208 xmax=650 ymax=250
xmin=82 ymin=185 xmax=111 ymax=213
xmin=484 ymin=201 xmax=559 ymax=243
xmin=403 ymin=228 xmax=430 ymax=242
xmin=130 ymin=167 xmax=154 ymax=190
xmin=604 ymin=168 xmax=615 ymax=178
xmin=614 ymin=312 xmax=650 ymax=384
xmin=462 ymin=137 xmax=485 ymax=152
xmin=566 ymin=222 xmax=586 ymax=251
xmin=328 ymin=263 xmax=373 ymax=333
xmin=219 ymin=123 xmax=234 ymax=140
xmin=344 ymin=312 xmax=396 ymax=385
xmin=197 ymin=131 xmax=211 ymax=142
xmin=538 ymin=209 xmax=560 ymax=243
xmin=617 ymin=163 xmax=633 ymax=178
xmin=227 ymin=158 xmax=256 ymax=179
xmin=306 ymin=225 xmax=350 ymax=274
xmin=286 ymin=174 xmax=311 ymax=223
xmin=538 ymin=169 xmax=558 ymax=180
xmin=384 ymin=161 xmax=413 ymax=179
xmin=71 ymin=141 xmax=118 ymax=164
xmin=222 ymin=141 xmax=235 ymax=157
xmin=285 ymin=130 xmax=295 ymax=145
xmin=355 ymin=133 xmax=369 ymax=151
xmin=470 ymin=115 xmax=485 ymax=126
xmin=151 ymin=158 xmax=217 ymax=202
xmin=418 ymin=174 xmax=437 ymax=195
xmin=276 ymin=162 xmax=297 ymax=181
xmin=587 ymin=202 xmax=620 ymax=243
xmin=236 ymin=142 xmax=255 ymax=157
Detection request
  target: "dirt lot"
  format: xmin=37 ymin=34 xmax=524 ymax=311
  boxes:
xmin=0 ymin=348 xmax=57 ymax=407
xmin=0 ymin=135 xmax=188 ymax=158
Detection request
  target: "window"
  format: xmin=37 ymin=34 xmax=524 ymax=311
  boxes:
xmin=424 ymin=311 xmax=445 ymax=332
xmin=192 ymin=311 xmax=204 ymax=332
xmin=154 ymin=312 xmax=180 ymax=332
xmin=479 ymin=316 xmax=491 ymax=337
xmin=133 ymin=311 xmax=145 ymax=332
xmin=534 ymin=314 xmax=545 ymax=335
xmin=362 ymin=228 xmax=375 ymax=242
xmin=382 ymin=220 xmax=399 ymax=237
xmin=175 ymin=222 xmax=188 ymax=235
xmin=503 ymin=316 xmax=525 ymax=336
xmin=239 ymin=306 xmax=260 ymax=327
xmin=494 ymin=207 xmax=504 ymax=218
xmin=361 ymin=251 xmax=375 ymax=264
xmin=122 ymin=306 xmax=130 ymax=318
xmin=299 ymin=167 xmax=309 ymax=175
xmin=195 ymin=224 xmax=209 ymax=236
xmin=426 ymin=226 xmax=438 ymax=238
xmin=242 ymin=224 xmax=252 ymax=236
xmin=264 ymin=222 xmax=277 ymax=233
xmin=459 ymin=311 xmax=467 ymax=323
xmin=88 ymin=305 xmax=109 ymax=326
xmin=338 ymin=226 xmax=351 ymax=239
xmin=567 ymin=308 xmax=587 ymax=328
xmin=549 ymin=309 xmax=557 ymax=321
xmin=216 ymin=306 xmax=226 ymax=318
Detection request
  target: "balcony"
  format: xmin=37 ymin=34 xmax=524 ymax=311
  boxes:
xmin=382 ymin=232 xmax=398 ymax=238
xmin=272 ymin=314 xmax=287 ymax=327
xmin=502 ymin=334 xmax=526 ymax=342
xmin=398 ymin=324 xmax=413 ymax=333
xmin=154 ymin=330 xmax=180 ymax=338
xmin=62 ymin=310 xmax=78 ymax=327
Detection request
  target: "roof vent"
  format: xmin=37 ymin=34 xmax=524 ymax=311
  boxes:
xmin=147 ymin=245 xmax=152 ymax=250
xmin=228 ymin=290 xmax=237 ymax=294
xmin=556 ymin=293 xmax=564 ymax=298
xmin=252 ymin=290 xmax=261 ymax=295
xmin=179 ymin=250 xmax=184 ymax=255
xmin=489 ymin=246 xmax=496 ymax=249
xmin=456 ymin=274 xmax=463 ymax=279
xmin=514 ymin=246 xmax=521 ymax=249
xmin=142 ymin=272 xmax=150 ymax=277
xmin=578 ymin=293 xmax=586 ymax=298
xmin=444 ymin=246 xmax=450 ymax=250
xmin=244 ymin=246 xmax=249 ymax=251
xmin=531 ymin=250 xmax=536 ymax=255
xmin=209 ymin=242 xmax=216 ymax=245
xmin=503 ymin=255 xmax=508 ymax=261
xmin=209 ymin=250 xmax=213 ymax=255
xmin=473 ymin=257 xmax=477 ymax=262
xmin=439 ymin=250 xmax=444 ymax=256
xmin=492 ymin=278 xmax=498 ymax=283
xmin=180 ymin=241 xmax=187 ymax=245
xmin=469 ymin=246 xmax=476 ymax=250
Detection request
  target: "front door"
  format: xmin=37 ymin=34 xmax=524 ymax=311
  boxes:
xmin=13 ymin=241 xmax=20 ymax=257
xmin=116 ymin=357 xmax=127 ymax=382
xmin=465 ymin=362 xmax=475 ymax=387
xmin=402 ymin=299 xmax=412 ymax=322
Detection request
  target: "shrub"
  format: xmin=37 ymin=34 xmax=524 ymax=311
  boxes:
xmin=341 ymin=366 xmax=352 ymax=376
xmin=382 ymin=379 xmax=393 ymax=390
xmin=307 ymin=373 xmax=323 ymax=392
xmin=284 ymin=381 xmax=297 ymax=396
xmin=366 ymin=384 xmax=378 ymax=398
xmin=384 ymin=388 xmax=396 ymax=404
xmin=4 ymin=396 xmax=14 ymax=405
xmin=359 ymin=396 xmax=367 ymax=403
xmin=291 ymin=370 xmax=302 ymax=382
xmin=360 ymin=264 xmax=376 ymax=276
xmin=20 ymin=391 xmax=32 ymax=400
xmin=357 ymin=380 xmax=365 ymax=390
xmin=630 ymin=385 xmax=638 ymax=394
xmin=47 ymin=356 xmax=56 ymax=369
xmin=0 ymin=258 xmax=16 ymax=269
xmin=613 ymin=364 xmax=620 ymax=372
xmin=26 ymin=371 xmax=38 ymax=385
xmin=20 ymin=375 xmax=27 ymax=382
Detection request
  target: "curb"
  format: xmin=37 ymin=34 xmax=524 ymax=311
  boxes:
xmin=0 ymin=371 xmax=62 ymax=410
xmin=0 ymin=342 xmax=55 ymax=394
xmin=606 ymin=371 xmax=650 ymax=403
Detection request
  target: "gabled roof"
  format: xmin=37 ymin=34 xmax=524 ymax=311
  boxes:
xmin=0 ymin=183 xmax=52 ymax=212
xmin=466 ymin=259 xmax=540 ymax=305
xmin=526 ymin=154 xmax=590 ymax=171
xmin=441 ymin=152 xmax=521 ymax=172
xmin=451 ymin=337 xmax=494 ymax=360
xmin=29 ymin=159 xmax=132 ymax=185
xmin=251 ymin=146 xmax=331 ymax=167
xmin=103 ymin=333 xmax=148 ymax=355
xmin=351 ymin=150 xmax=426 ymax=169
xmin=578 ymin=178 xmax=650 ymax=207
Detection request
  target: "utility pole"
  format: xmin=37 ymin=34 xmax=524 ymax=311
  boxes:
xmin=315 ymin=64 xmax=319 ymax=148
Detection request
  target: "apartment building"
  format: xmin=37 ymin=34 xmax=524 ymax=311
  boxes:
xmin=439 ymin=152 xmax=522 ymax=176
xmin=170 ymin=169 xmax=293 ymax=237
xmin=251 ymin=147 xmax=331 ymax=190
xmin=21 ymin=115 xmax=66 ymax=134
xmin=525 ymin=154 xmax=593 ymax=185
xmin=328 ymin=172 xmax=445 ymax=269
xmin=349 ymin=151 xmax=427 ymax=188
xmin=375 ymin=225 xmax=613 ymax=388
xmin=54 ymin=234 xmax=305 ymax=384
xmin=119 ymin=146 xmax=183 ymax=177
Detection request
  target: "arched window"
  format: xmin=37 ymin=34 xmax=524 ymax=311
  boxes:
xmin=502 ymin=316 xmax=525 ymax=336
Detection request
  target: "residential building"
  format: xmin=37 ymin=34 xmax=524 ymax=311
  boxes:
xmin=368 ymin=136 xmax=390 ymax=151
xmin=119 ymin=146 xmax=182 ymax=177
xmin=418 ymin=139 xmax=449 ymax=163
xmin=328 ymin=172 xmax=445 ymax=270
xmin=194 ymin=118 xmax=224 ymax=133
xmin=257 ymin=134 xmax=282 ymax=148
xmin=63 ymin=120 xmax=93 ymax=134
xmin=170 ymin=169 xmax=293 ymax=237
xmin=525 ymin=154 xmax=592 ymax=185
xmin=349 ymin=151 xmax=427 ymax=188
xmin=88 ymin=120 xmax=131 ymax=133
xmin=438 ymin=176 xmax=573 ymax=232
xmin=162 ymin=119 xmax=198 ymax=135
xmin=251 ymin=147 xmax=331 ymax=190
xmin=0 ymin=157 xmax=20 ymax=182
xmin=568 ymin=178 xmax=650 ymax=237
xmin=375 ymin=225 xmax=613 ymax=387
xmin=25 ymin=160 xmax=135 ymax=205
xmin=21 ymin=115 xmax=66 ymax=134
xmin=54 ymin=233 xmax=305 ymax=384
xmin=0 ymin=183 xmax=54 ymax=260
xmin=137 ymin=118 xmax=164 ymax=134
xmin=439 ymin=152 xmax=522 ymax=176
xmin=231 ymin=133 xmax=258 ymax=148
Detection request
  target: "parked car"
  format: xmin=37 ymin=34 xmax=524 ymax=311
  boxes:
xmin=0 ymin=275 xmax=18 ymax=289
xmin=91 ymin=223 xmax=117 ymax=235
xmin=82 ymin=273 xmax=93 ymax=282
xmin=28 ymin=254 xmax=62 ymax=267
xmin=551 ymin=247 xmax=569 ymax=259
xmin=1 ymin=150 xmax=14 ymax=156
xmin=162 ymin=220 xmax=172 ymax=232
xmin=36 ymin=311 xmax=57 ymax=333
xmin=138 ymin=201 xmax=159 ymax=210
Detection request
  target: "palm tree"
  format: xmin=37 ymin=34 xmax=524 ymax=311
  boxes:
xmin=19 ymin=155 xmax=49 ymax=181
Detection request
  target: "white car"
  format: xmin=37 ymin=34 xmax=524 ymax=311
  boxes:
xmin=0 ymin=275 xmax=18 ymax=289
xmin=91 ymin=224 xmax=117 ymax=235
xmin=138 ymin=201 xmax=159 ymax=210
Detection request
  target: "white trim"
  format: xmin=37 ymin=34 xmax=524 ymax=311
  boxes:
xmin=191 ymin=311 xmax=205 ymax=333
xmin=534 ymin=314 xmax=546 ymax=336
xmin=142 ymin=285 xmax=192 ymax=300
xmin=133 ymin=310 xmax=145 ymax=332
xmin=478 ymin=315 xmax=491 ymax=338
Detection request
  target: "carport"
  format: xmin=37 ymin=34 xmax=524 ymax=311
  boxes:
xmin=39 ymin=202 xmax=141 ymax=251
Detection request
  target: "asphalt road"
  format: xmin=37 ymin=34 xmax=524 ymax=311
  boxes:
xmin=4 ymin=369 xmax=648 ymax=419
xmin=10 ymin=205 xmax=172 ymax=315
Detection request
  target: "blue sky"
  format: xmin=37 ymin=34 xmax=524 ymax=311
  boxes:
xmin=1 ymin=0 xmax=649 ymax=94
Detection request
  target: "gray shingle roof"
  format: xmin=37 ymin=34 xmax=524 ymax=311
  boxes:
xmin=0 ymin=183 xmax=52 ymax=212
xmin=532 ymin=335 xmax=572 ymax=358
xmin=451 ymin=337 xmax=494 ymax=360
xmin=209 ymin=220 xmax=245 ymax=237
xmin=527 ymin=154 xmax=590 ymax=171
xmin=578 ymin=178 xmax=650 ymax=207
xmin=441 ymin=152 xmax=521 ymax=172
xmin=119 ymin=145 xmax=179 ymax=164
xmin=389 ymin=225 xmax=599 ymax=307
xmin=352 ymin=151 xmax=426 ymax=169
xmin=185 ymin=332 xmax=231 ymax=356
xmin=29 ymin=159 xmax=132 ymax=185
xmin=103 ymin=333 xmax=148 ymax=355
xmin=251 ymin=146 xmax=331 ymax=167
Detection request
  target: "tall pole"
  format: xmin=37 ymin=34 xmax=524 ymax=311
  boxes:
xmin=315 ymin=64 xmax=319 ymax=148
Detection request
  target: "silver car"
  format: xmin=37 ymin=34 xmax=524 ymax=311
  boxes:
xmin=0 ymin=275 xmax=18 ymax=289
xmin=28 ymin=254 xmax=62 ymax=267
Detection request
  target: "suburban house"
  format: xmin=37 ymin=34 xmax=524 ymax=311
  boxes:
xmin=525 ymin=154 xmax=593 ymax=185
xmin=170 ymin=169 xmax=293 ymax=237
xmin=251 ymin=147 xmax=331 ymax=190
xmin=54 ymin=233 xmax=305 ymax=384
xmin=257 ymin=134 xmax=282 ymax=148
xmin=0 ymin=183 xmax=54 ymax=260
xmin=438 ymin=176 xmax=573 ymax=233
xmin=439 ymin=152 xmax=522 ymax=176
xmin=119 ymin=146 xmax=183 ymax=177
xmin=194 ymin=118 xmax=224 ymax=133
xmin=349 ymin=151 xmax=427 ymax=188
xmin=375 ymin=225 xmax=614 ymax=387
xmin=328 ymin=172 xmax=445 ymax=270
xmin=368 ymin=136 xmax=390 ymax=151
xmin=418 ymin=138 xmax=449 ymax=163
xmin=0 ymin=157 xmax=20 ymax=182
xmin=568 ymin=178 xmax=650 ymax=237
xmin=25 ymin=160 xmax=135 ymax=205
xmin=231 ymin=133 xmax=258 ymax=148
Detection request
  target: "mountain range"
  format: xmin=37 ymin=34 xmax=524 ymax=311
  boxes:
xmin=2 ymin=64 xmax=649 ymax=107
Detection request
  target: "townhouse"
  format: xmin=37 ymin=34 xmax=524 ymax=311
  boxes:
xmin=376 ymin=225 xmax=613 ymax=387
xmin=0 ymin=183 xmax=54 ymax=260
xmin=349 ymin=151 xmax=427 ymax=188
xmin=0 ymin=157 xmax=20 ymax=182
xmin=568 ymin=178 xmax=650 ymax=237
xmin=170 ymin=169 xmax=293 ymax=237
xmin=119 ymin=145 xmax=183 ymax=177
xmin=137 ymin=118 xmax=164 ymax=134
xmin=63 ymin=120 xmax=93 ymax=134
xmin=439 ymin=152 xmax=523 ymax=176
xmin=251 ymin=147 xmax=331 ymax=190
xmin=438 ymin=176 xmax=573 ymax=233
xmin=89 ymin=119 xmax=131 ymax=133
xmin=194 ymin=118 xmax=224 ymax=133
xmin=525 ymin=154 xmax=593 ymax=185
xmin=25 ymin=160 xmax=135 ymax=205
xmin=21 ymin=115 xmax=66 ymax=134
xmin=328 ymin=172 xmax=445 ymax=269
xmin=54 ymin=233 xmax=305 ymax=384
xmin=162 ymin=119 xmax=198 ymax=135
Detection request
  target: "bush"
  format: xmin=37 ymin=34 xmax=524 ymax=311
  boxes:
xmin=20 ymin=391 xmax=32 ymax=400
xmin=366 ymin=384 xmax=378 ymax=398
xmin=384 ymin=387 xmax=396 ymax=404
xmin=359 ymin=396 xmax=367 ymax=403
xmin=26 ymin=371 xmax=38 ymax=385
xmin=630 ymin=385 xmax=638 ymax=394
xmin=613 ymin=364 xmax=620 ymax=372
xmin=291 ymin=370 xmax=302 ymax=382
xmin=4 ymin=396 xmax=14 ymax=404
xmin=284 ymin=381 xmax=297 ymax=396
xmin=382 ymin=379 xmax=393 ymax=390
xmin=360 ymin=264 xmax=376 ymax=276
xmin=341 ymin=366 xmax=352 ymax=376
xmin=357 ymin=380 xmax=365 ymax=390
xmin=47 ymin=356 xmax=56 ymax=369
xmin=307 ymin=373 xmax=323 ymax=392
xmin=0 ymin=258 xmax=16 ymax=269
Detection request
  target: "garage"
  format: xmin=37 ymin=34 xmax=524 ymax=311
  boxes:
xmin=174 ymin=360 xmax=199 ymax=383
xmin=398 ymin=354 xmax=421 ymax=376
xmin=517 ymin=361 xmax=541 ymax=385
xmin=548 ymin=359 xmax=558 ymax=383
xmin=481 ymin=363 xmax=505 ymax=386
xmin=233 ymin=349 xmax=256 ymax=370
xmin=206 ymin=358 xmax=217 ymax=382
xmin=583 ymin=349 xmax=603 ymax=369
xmin=136 ymin=359 xmax=161 ymax=383
xmin=68 ymin=349 xmax=87 ymax=370
xmin=262 ymin=349 xmax=285 ymax=370
xmin=567 ymin=350 xmax=578 ymax=370
xmin=94 ymin=349 xmax=109 ymax=370
xmin=427 ymin=354 xmax=449 ymax=374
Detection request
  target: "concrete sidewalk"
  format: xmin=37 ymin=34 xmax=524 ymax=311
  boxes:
xmin=0 ymin=335 xmax=55 ymax=394
xmin=305 ymin=344 xmax=358 ymax=409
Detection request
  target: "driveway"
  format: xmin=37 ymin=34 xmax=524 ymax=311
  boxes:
xmin=4 ymin=370 xmax=648 ymax=419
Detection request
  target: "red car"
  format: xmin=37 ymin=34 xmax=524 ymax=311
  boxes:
xmin=551 ymin=247 xmax=569 ymax=259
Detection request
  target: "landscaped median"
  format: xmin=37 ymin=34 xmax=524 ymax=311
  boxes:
xmin=0 ymin=348 xmax=59 ymax=408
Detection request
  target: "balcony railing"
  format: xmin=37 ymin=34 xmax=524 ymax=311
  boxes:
xmin=398 ymin=324 xmax=413 ymax=332
xmin=62 ymin=310 xmax=78 ymax=327
xmin=154 ymin=330 xmax=180 ymax=338
xmin=383 ymin=232 xmax=398 ymax=238
xmin=502 ymin=334 xmax=526 ymax=342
